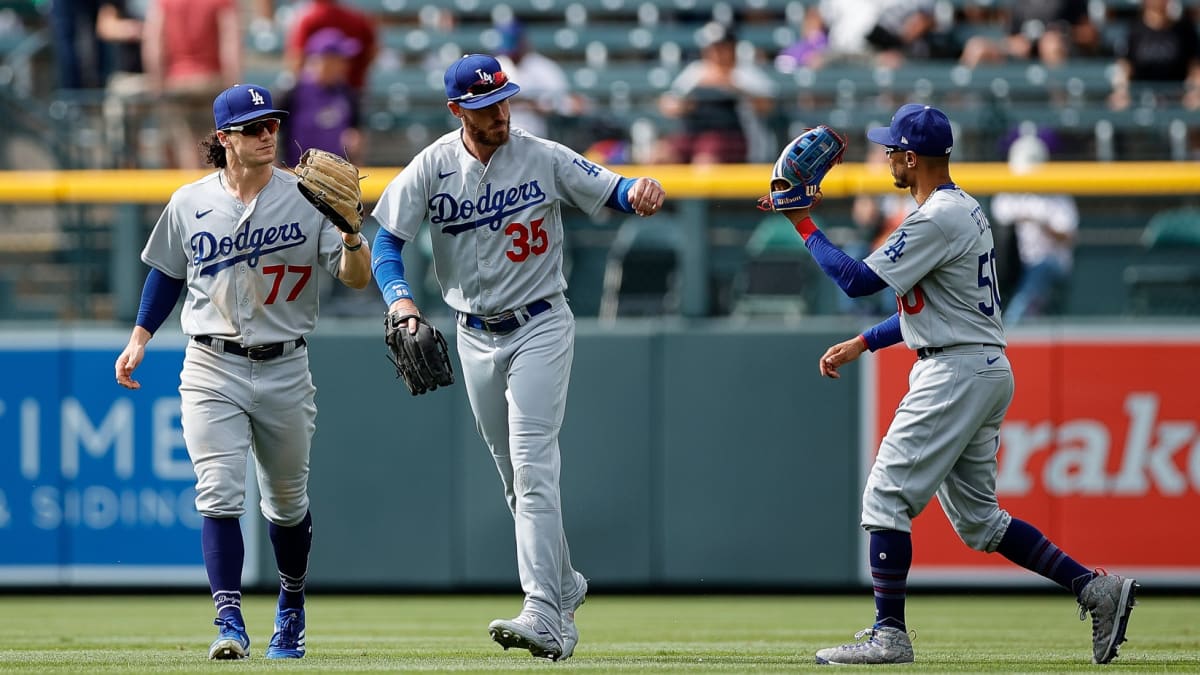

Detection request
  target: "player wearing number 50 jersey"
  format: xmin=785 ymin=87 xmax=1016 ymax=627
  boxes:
xmin=371 ymin=54 xmax=665 ymax=661
xmin=114 ymin=84 xmax=372 ymax=661
xmin=774 ymin=104 xmax=1137 ymax=665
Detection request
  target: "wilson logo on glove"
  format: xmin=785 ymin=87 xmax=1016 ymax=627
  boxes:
xmin=757 ymin=125 xmax=847 ymax=212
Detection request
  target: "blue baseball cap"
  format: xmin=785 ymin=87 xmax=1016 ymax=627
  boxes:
xmin=444 ymin=54 xmax=521 ymax=109
xmin=213 ymin=83 xmax=288 ymax=130
xmin=867 ymin=103 xmax=953 ymax=157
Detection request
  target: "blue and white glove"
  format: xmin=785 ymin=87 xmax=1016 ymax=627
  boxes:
xmin=757 ymin=125 xmax=847 ymax=211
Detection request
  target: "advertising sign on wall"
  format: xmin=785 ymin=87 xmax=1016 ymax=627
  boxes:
xmin=0 ymin=334 xmax=254 ymax=586
xmin=867 ymin=331 xmax=1200 ymax=585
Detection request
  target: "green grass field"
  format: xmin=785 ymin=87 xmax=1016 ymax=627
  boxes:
xmin=0 ymin=593 xmax=1196 ymax=672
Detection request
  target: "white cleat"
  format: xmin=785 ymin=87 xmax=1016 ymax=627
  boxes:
xmin=488 ymin=613 xmax=563 ymax=661
xmin=815 ymin=625 xmax=914 ymax=665
xmin=560 ymin=573 xmax=588 ymax=660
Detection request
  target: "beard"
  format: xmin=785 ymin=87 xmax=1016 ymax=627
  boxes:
xmin=463 ymin=115 xmax=510 ymax=148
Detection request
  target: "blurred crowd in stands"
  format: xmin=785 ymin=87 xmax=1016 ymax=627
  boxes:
xmin=2 ymin=0 xmax=1199 ymax=322
xmin=13 ymin=0 xmax=1197 ymax=168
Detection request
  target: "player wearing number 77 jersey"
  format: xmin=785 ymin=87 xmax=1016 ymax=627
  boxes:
xmin=767 ymin=104 xmax=1137 ymax=665
xmin=370 ymin=54 xmax=665 ymax=661
xmin=114 ymin=84 xmax=372 ymax=661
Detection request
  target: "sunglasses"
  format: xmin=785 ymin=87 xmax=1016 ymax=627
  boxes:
xmin=452 ymin=71 xmax=509 ymax=101
xmin=885 ymin=146 xmax=903 ymax=156
xmin=223 ymin=118 xmax=281 ymax=136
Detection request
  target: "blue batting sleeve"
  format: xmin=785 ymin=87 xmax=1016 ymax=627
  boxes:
xmin=372 ymin=228 xmax=413 ymax=306
xmin=803 ymin=229 xmax=889 ymax=297
xmin=135 ymin=267 xmax=185 ymax=335
xmin=604 ymin=176 xmax=637 ymax=213
xmin=861 ymin=312 xmax=903 ymax=351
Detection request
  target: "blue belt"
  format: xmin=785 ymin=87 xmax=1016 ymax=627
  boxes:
xmin=458 ymin=298 xmax=552 ymax=334
xmin=194 ymin=335 xmax=306 ymax=361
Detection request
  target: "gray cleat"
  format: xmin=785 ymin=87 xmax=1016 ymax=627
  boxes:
xmin=488 ymin=613 xmax=563 ymax=661
xmin=560 ymin=573 xmax=588 ymax=660
xmin=1078 ymin=570 xmax=1139 ymax=664
xmin=815 ymin=625 xmax=914 ymax=665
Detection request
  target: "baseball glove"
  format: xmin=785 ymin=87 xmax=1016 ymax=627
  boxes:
xmin=294 ymin=148 xmax=364 ymax=234
xmin=385 ymin=312 xmax=455 ymax=396
xmin=757 ymin=125 xmax=847 ymax=212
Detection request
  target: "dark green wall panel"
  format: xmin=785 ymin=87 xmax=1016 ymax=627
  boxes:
xmin=277 ymin=322 xmax=865 ymax=590
xmin=658 ymin=329 xmax=860 ymax=586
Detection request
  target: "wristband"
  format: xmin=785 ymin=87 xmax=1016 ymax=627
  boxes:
xmin=383 ymin=280 xmax=412 ymax=306
xmin=343 ymin=236 xmax=364 ymax=251
xmin=793 ymin=216 xmax=818 ymax=241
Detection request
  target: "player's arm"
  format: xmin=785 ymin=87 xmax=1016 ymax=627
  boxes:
xmin=371 ymin=226 xmax=420 ymax=331
xmin=817 ymin=313 xmax=901 ymax=380
xmin=115 ymin=267 xmax=185 ymax=390
xmin=335 ymin=229 xmax=372 ymax=289
xmin=604 ymin=176 xmax=665 ymax=217
xmin=781 ymin=207 xmax=889 ymax=297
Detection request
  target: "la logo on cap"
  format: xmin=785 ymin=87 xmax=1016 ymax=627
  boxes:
xmin=249 ymin=89 xmax=265 ymax=106
xmin=474 ymin=69 xmax=495 ymax=85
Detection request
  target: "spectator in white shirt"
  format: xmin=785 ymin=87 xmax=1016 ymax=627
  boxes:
xmin=494 ymin=21 xmax=587 ymax=139
xmin=990 ymin=133 xmax=1079 ymax=325
xmin=654 ymin=22 xmax=775 ymax=164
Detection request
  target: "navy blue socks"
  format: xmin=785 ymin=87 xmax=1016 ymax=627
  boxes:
xmin=997 ymin=518 xmax=1093 ymax=598
xmin=870 ymin=529 xmax=912 ymax=630
xmin=269 ymin=511 xmax=313 ymax=611
xmin=202 ymin=516 xmax=245 ymax=623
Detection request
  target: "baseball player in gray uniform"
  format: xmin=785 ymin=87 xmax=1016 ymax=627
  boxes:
xmin=114 ymin=83 xmax=372 ymax=660
xmin=370 ymin=54 xmax=665 ymax=661
xmin=771 ymin=105 xmax=1137 ymax=665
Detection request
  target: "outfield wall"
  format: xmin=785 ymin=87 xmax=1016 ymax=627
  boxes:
xmin=0 ymin=321 xmax=1196 ymax=590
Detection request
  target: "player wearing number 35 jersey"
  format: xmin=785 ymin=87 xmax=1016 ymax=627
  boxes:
xmin=370 ymin=54 xmax=665 ymax=661
xmin=114 ymin=84 xmax=373 ymax=661
xmin=774 ymin=104 xmax=1137 ymax=665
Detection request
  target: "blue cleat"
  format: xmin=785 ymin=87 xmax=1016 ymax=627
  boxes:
xmin=265 ymin=607 xmax=306 ymax=659
xmin=208 ymin=616 xmax=250 ymax=660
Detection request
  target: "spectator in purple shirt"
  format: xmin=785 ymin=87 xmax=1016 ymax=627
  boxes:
xmin=280 ymin=27 xmax=362 ymax=167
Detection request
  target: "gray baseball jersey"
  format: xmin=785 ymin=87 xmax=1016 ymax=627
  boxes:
xmin=141 ymin=167 xmax=347 ymax=344
xmin=864 ymin=185 xmax=1006 ymax=350
xmin=373 ymin=125 xmax=613 ymax=642
xmin=372 ymin=127 xmax=620 ymax=315
xmin=859 ymin=184 xmax=1014 ymax=548
xmin=141 ymin=166 xmax=347 ymax=524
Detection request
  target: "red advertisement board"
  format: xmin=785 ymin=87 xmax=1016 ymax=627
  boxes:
xmin=867 ymin=333 xmax=1200 ymax=584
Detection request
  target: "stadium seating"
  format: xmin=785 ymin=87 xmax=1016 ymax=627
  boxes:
xmin=599 ymin=216 xmax=684 ymax=320
xmin=730 ymin=215 xmax=817 ymax=320
xmin=1124 ymin=208 xmax=1200 ymax=315
xmin=3 ymin=0 xmax=1199 ymax=321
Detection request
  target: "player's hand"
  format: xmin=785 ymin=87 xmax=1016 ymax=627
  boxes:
xmin=818 ymin=336 xmax=868 ymax=379
xmin=115 ymin=327 xmax=151 ymax=390
xmin=627 ymin=177 xmax=665 ymax=217
xmin=388 ymin=299 xmax=421 ymax=335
